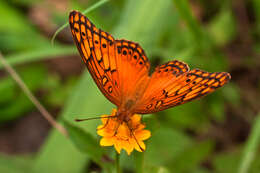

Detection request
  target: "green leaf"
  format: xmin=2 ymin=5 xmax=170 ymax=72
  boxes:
xmin=32 ymin=129 xmax=87 ymax=173
xmin=145 ymin=127 xmax=192 ymax=166
xmin=0 ymin=65 xmax=48 ymax=122
xmin=207 ymin=9 xmax=236 ymax=46
xmin=113 ymin=0 xmax=173 ymax=56
xmin=63 ymin=121 xmax=105 ymax=165
xmin=0 ymin=46 xmax=76 ymax=70
xmin=0 ymin=1 xmax=49 ymax=52
xmin=167 ymin=140 xmax=215 ymax=173
xmin=61 ymin=72 xmax=113 ymax=135
xmin=171 ymin=0 xmax=203 ymax=43
xmin=163 ymin=101 xmax=206 ymax=130
xmin=214 ymin=150 xmax=241 ymax=173
xmin=0 ymin=77 xmax=16 ymax=104
xmin=0 ymin=154 xmax=32 ymax=173
xmin=32 ymin=72 xmax=112 ymax=173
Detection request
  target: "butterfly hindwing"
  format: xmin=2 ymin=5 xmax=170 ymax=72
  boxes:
xmin=134 ymin=61 xmax=231 ymax=114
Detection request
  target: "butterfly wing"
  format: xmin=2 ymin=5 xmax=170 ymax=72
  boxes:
xmin=133 ymin=60 xmax=231 ymax=114
xmin=113 ymin=39 xmax=150 ymax=102
xmin=69 ymin=11 xmax=150 ymax=106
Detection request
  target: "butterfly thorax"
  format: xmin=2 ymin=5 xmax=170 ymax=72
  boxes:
xmin=117 ymin=99 xmax=137 ymax=123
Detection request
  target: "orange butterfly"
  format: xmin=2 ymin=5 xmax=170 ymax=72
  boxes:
xmin=69 ymin=11 xmax=231 ymax=123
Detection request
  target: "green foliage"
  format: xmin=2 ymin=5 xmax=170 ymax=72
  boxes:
xmin=0 ymin=65 xmax=47 ymax=122
xmin=0 ymin=154 xmax=32 ymax=173
xmin=0 ymin=0 xmax=258 ymax=172
xmin=63 ymin=121 xmax=105 ymax=165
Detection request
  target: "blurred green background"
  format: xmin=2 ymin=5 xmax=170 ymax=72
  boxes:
xmin=0 ymin=0 xmax=260 ymax=172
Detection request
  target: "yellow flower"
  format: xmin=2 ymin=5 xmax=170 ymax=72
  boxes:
xmin=97 ymin=109 xmax=151 ymax=155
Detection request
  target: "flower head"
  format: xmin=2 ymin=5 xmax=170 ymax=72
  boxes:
xmin=97 ymin=109 xmax=151 ymax=155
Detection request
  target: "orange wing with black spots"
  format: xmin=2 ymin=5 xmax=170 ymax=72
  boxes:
xmin=69 ymin=11 xmax=150 ymax=105
xmin=133 ymin=61 xmax=231 ymax=114
xmin=69 ymin=11 xmax=231 ymax=115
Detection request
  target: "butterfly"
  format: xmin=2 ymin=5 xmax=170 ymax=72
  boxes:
xmin=69 ymin=11 xmax=231 ymax=122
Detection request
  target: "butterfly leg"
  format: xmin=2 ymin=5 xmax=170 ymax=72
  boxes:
xmin=113 ymin=121 xmax=122 ymax=136
xmin=125 ymin=121 xmax=144 ymax=152
xmin=97 ymin=116 xmax=117 ymax=130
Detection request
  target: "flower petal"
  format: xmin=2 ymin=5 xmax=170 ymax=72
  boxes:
xmin=121 ymin=140 xmax=134 ymax=155
xmin=97 ymin=109 xmax=151 ymax=155
xmin=131 ymin=114 xmax=141 ymax=126
xmin=100 ymin=137 xmax=114 ymax=146
xmin=135 ymin=130 xmax=151 ymax=140
xmin=114 ymin=141 xmax=122 ymax=154
xmin=134 ymin=141 xmax=146 ymax=152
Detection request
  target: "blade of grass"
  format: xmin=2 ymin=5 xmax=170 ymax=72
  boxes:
xmin=0 ymin=52 xmax=67 ymax=136
xmin=238 ymin=113 xmax=260 ymax=173
xmin=171 ymin=0 xmax=203 ymax=42
xmin=0 ymin=46 xmax=75 ymax=70
xmin=51 ymin=0 xmax=109 ymax=45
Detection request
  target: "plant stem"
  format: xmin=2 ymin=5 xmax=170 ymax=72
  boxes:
xmin=51 ymin=0 xmax=109 ymax=45
xmin=0 ymin=52 xmax=68 ymax=137
xmin=134 ymin=152 xmax=144 ymax=173
xmin=115 ymin=152 xmax=121 ymax=173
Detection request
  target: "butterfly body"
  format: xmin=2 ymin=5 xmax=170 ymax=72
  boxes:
xmin=69 ymin=11 xmax=231 ymax=122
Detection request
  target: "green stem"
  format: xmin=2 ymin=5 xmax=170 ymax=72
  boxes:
xmin=115 ymin=152 xmax=121 ymax=173
xmin=238 ymin=113 xmax=260 ymax=173
xmin=51 ymin=0 xmax=110 ymax=45
xmin=134 ymin=152 xmax=144 ymax=173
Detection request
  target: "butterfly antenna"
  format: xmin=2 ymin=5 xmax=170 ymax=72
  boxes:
xmin=126 ymin=122 xmax=144 ymax=152
xmin=75 ymin=115 xmax=116 ymax=122
xmin=97 ymin=115 xmax=119 ymax=131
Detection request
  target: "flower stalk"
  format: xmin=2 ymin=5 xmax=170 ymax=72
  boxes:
xmin=116 ymin=152 xmax=121 ymax=173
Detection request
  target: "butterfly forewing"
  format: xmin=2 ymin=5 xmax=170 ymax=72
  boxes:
xmin=69 ymin=11 xmax=121 ymax=105
xmin=114 ymin=39 xmax=150 ymax=101
xmin=69 ymin=11 xmax=151 ymax=106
